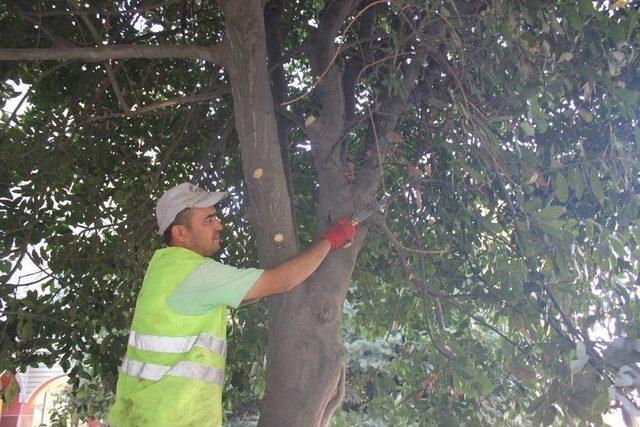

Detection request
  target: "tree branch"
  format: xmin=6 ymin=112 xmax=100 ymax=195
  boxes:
xmin=343 ymin=3 xmax=378 ymax=123
xmin=79 ymin=87 xmax=229 ymax=124
xmin=1 ymin=63 xmax=68 ymax=137
xmin=265 ymin=0 xmax=297 ymax=238
xmin=135 ymin=89 xmax=228 ymax=114
xmin=11 ymin=1 xmax=75 ymax=48
xmin=68 ymin=0 xmax=132 ymax=113
xmin=0 ymin=44 xmax=227 ymax=65
xmin=20 ymin=0 xmax=183 ymax=17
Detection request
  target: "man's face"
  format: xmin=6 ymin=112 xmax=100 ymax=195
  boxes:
xmin=180 ymin=206 xmax=224 ymax=256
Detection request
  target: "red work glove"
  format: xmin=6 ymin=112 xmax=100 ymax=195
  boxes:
xmin=321 ymin=218 xmax=356 ymax=251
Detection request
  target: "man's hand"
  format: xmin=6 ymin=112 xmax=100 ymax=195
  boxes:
xmin=321 ymin=218 xmax=356 ymax=250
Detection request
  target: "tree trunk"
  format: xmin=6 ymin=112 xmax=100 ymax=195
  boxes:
xmin=258 ymin=249 xmax=361 ymax=426
xmin=221 ymin=1 xmax=363 ymax=425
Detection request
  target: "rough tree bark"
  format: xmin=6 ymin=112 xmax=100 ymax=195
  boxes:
xmin=221 ymin=1 xmax=365 ymax=425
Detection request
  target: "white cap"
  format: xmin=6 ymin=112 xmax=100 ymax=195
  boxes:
xmin=156 ymin=182 xmax=227 ymax=235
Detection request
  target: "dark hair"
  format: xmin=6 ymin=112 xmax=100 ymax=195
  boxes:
xmin=162 ymin=208 xmax=193 ymax=245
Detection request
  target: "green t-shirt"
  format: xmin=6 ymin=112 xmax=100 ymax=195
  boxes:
xmin=167 ymin=259 xmax=263 ymax=315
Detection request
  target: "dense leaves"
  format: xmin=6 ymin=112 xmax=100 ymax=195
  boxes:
xmin=1 ymin=0 xmax=639 ymax=425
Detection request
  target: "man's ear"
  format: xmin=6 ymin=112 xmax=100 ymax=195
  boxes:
xmin=171 ymin=224 xmax=189 ymax=244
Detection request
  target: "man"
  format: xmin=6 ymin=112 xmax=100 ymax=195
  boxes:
xmin=108 ymin=182 xmax=355 ymax=426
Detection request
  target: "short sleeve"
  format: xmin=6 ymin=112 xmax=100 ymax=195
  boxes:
xmin=167 ymin=260 xmax=264 ymax=315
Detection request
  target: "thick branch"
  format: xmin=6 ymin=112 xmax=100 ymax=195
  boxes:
xmin=134 ymin=89 xmax=228 ymax=115
xmin=310 ymin=0 xmax=358 ymax=73
xmin=265 ymin=0 xmax=296 ymax=229
xmin=0 ymin=44 xmax=227 ymax=64
xmin=304 ymin=0 xmax=361 ymax=168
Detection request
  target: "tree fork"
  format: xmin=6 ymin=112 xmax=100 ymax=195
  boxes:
xmin=220 ymin=1 xmax=359 ymax=424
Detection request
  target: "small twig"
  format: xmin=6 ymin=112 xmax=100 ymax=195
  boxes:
xmin=68 ymin=0 xmax=132 ymax=113
xmin=78 ymin=88 xmax=228 ymax=124
xmin=1 ymin=63 xmax=67 ymax=137
xmin=281 ymin=0 xmax=391 ymax=106
xmin=356 ymin=51 xmax=413 ymax=83
xmin=21 ymin=0 xmax=183 ymax=17
xmin=133 ymin=89 xmax=227 ymax=115
xmin=367 ymin=105 xmax=387 ymax=195
xmin=2 ymin=227 xmax=34 ymax=286
xmin=399 ymin=245 xmax=447 ymax=255
xmin=2 ymin=311 xmax=68 ymax=325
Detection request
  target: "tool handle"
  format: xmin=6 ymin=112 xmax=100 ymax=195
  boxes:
xmin=343 ymin=219 xmax=359 ymax=248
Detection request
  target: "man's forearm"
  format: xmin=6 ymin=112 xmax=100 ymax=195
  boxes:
xmin=270 ymin=239 xmax=331 ymax=291
xmin=243 ymin=238 xmax=331 ymax=300
xmin=243 ymin=219 xmax=355 ymax=301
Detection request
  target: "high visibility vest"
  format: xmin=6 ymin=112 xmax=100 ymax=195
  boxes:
xmin=108 ymin=247 xmax=227 ymax=427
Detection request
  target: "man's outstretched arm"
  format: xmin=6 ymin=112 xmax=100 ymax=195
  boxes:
xmin=243 ymin=219 xmax=355 ymax=301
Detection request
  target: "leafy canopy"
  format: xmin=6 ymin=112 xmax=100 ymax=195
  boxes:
xmin=1 ymin=0 xmax=639 ymax=425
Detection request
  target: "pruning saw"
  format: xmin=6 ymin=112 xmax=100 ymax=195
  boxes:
xmin=344 ymin=191 xmax=398 ymax=248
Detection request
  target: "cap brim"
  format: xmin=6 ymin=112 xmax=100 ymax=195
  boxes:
xmin=157 ymin=191 xmax=227 ymax=236
xmin=190 ymin=191 xmax=227 ymax=208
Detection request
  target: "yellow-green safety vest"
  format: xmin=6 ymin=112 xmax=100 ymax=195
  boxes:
xmin=108 ymin=247 xmax=227 ymax=427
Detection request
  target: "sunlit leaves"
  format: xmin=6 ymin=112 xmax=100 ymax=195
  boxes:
xmin=553 ymin=172 xmax=569 ymax=203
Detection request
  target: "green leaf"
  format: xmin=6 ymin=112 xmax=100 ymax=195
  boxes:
xmin=520 ymin=122 xmax=535 ymax=137
xmin=524 ymin=197 xmax=542 ymax=213
xmin=591 ymin=391 xmax=611 ymax=414
xmin=567 ymin=167 xmax=584 ymax=199
xmin=18 ymin=320 xmax=33 ymax=340
xmin=610 ymin=236 xmax=626 ymax=257
xmin=610 ymin=23 xmax=626 ymax=43
xmin=472 ymin=372 xmax=493 ymax=396
xmin=614 ymin=88 xmax=639 ymax=106
xmin=589 ymin=170 xmax=605 ymax=204
xmin=566 ymin=8 xmax=584 ymax=31
xmin=536 ymin=221 xmax=565 ymax=239
xmin=536 ymin=205 xmax=566 ymax=221
xmin=578 ymin=0 xmax=595 ymax=16
xmin=586 ymin=220 xmax=595 ymax=240
xmin=553 ymin=172 xmax=569 ymax=203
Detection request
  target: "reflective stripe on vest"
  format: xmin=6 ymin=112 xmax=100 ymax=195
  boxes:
xmin=128 ymin=331 xmax=227 ymax=356
xmin=120 ymin=357 xmax=225 ymax=385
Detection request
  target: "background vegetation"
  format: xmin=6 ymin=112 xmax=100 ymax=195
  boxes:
xmin=1 ymin=0 xmax=639 ymax=425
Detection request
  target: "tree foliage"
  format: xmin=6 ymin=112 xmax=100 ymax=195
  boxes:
xmin=1 ymin=0 xmax=639 ymax=425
